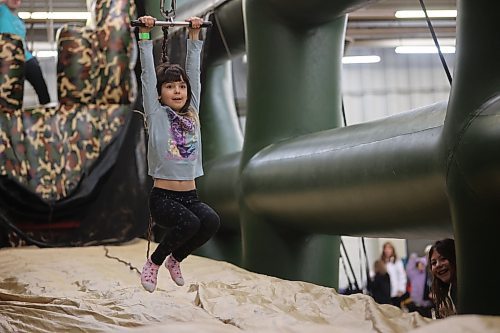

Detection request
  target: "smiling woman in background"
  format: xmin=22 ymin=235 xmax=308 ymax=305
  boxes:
xmin=428 ymin=238 xmax=457 ymax=318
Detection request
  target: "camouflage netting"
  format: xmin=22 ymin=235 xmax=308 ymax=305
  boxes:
xmin=0 ymin=0 xmax=137 ymax=202
xmin=0 ymin=34 xmax=24 ymax=110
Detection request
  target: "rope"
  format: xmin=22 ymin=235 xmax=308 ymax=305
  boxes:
xmin=339 ymin=249 xmax=354 ymax=292
xmin=103 ymin=246 xmax=141 ymax=275
xmin=361 ymin=237 xmax=370 ymax=291
xmin=161 ymin=26 xmax=170 ymax=64
xmin=132 ymin=109 xmax=148 ymax=133
xmin=341 ymin=100 xmax=347 ymax=127
xmin=418 ymin=0 xmax=453 ymax=85
xmin=340 ymin=238 xmax=361 ymax=291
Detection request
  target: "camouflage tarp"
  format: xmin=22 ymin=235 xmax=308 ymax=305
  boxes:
xmin=0 ymin=0 xmax=136 ymax=202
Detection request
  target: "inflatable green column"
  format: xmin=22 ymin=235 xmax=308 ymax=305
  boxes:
xmin=195 ymin=0 xmax=246 ymax=264
xmin=200 ymin=61 xmax=243 ymax=163
xmin=196 ymin=61 xmax=244 ymax=264
xmin=240 ymin=0 xmax=350 ymax=287
xmin=442 ymin=0 xmax=500 ymax=315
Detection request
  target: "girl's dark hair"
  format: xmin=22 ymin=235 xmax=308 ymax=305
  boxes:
xmin=428 ymin=238 xmax=456 ymax=318
xmin=155 ymin=63 xmax=192 ymax=114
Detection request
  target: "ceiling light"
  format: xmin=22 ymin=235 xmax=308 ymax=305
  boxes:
xmin=27 ymin=12 xmax=90 ymax=20
xmin=395 ymin=10 xmax=457 ymax=19
xmin=395 ymin=46 xmax=456 ymax=54
xmin=33 ymin=50 xmax=58 ymax=58
xmin=18 ymin=12 xmax=31 ymax=19
xmin=394 ymin=38 xmax=455 ymax=47
xmin=342 ymin=55 xmax=381 ymax=64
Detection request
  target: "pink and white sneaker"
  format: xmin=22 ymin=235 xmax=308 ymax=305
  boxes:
xmin=165 ymin=255 xmax=184 ymax=286
xmin=141 ymin=259 xmax=160 ymax=292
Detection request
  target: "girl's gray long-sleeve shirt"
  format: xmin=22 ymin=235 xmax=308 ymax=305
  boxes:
xmin=139 ymin=39 xmax=204 ymax=180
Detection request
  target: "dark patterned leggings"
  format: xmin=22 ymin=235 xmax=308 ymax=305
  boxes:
xmin=149 ymin=187 xmax=220 ymax=265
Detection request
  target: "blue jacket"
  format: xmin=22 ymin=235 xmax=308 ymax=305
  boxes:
xmin=0 ymin=3 xmax=32 ymax=60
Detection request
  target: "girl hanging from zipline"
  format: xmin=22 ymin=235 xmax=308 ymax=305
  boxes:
xmin=136 ymin=15 xmax=220 ymax=292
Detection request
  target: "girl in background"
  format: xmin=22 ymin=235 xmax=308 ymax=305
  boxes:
xmin=406 ymin=253 xmax=433 ymax=317
xmin=368 ymin=259 xmax=392 ymax=305
xmin=428 ymin=238 xmax=457 ymax=318
xmin=381 ymin=242 xmax=407 ymax=307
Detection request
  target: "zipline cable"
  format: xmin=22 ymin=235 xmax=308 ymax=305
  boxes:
xmin=419 ymin=0 xmax=453 ymax=85
xmin=340 ymin=238 xmax=361 ymax=292
xmin=339 ymin=247 xmax=355 ymax=292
